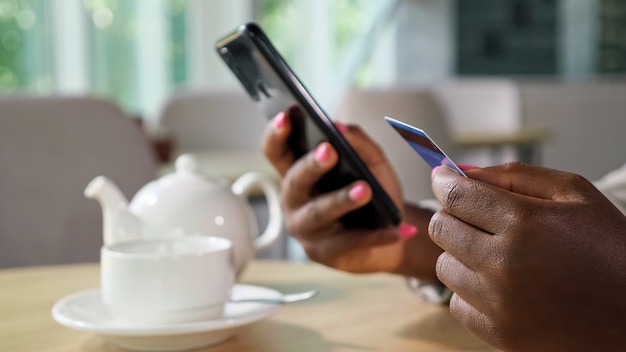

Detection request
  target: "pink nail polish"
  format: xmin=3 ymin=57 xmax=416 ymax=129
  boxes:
xmin=431 ymin=166 xmax=440 ymax=180
xmin=273 ymin=112 xmax=286 ymax=129
xmin=315 ymin=143 xmax=329 ymax=163
xmin=349 ymin=183 xmax=366 ymax=200
xmin=458 ymin=164 xmax=479 ymax=170
xmin=334 ymin=121 xmax=348 ymax=133
xmin=399 ymin=223 xmax=418 ymax=238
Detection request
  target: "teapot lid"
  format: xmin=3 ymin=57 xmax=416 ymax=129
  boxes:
xmin=162 ymin=153 xmax=228 ymax=186
xmin=131 ymin=154 xmax=227 ymax=208
xmin=175 ymin=153 xmax=201 ymax=175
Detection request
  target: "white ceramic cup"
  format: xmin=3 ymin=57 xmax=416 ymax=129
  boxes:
xmin=101 ymin=235 xmax=234 ymax=325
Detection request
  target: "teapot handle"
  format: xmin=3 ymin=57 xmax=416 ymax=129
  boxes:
xmin=231 ymin=172 xmax=283 ymax=252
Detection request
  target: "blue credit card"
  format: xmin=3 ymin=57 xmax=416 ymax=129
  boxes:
xmin=384 ymin=116 xmax=467 ymax=177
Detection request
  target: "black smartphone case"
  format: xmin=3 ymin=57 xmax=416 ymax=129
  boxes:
xmin=216 ymin=23 xmax=401 ymax=229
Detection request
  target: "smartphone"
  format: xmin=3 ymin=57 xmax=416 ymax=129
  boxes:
xmin=384 ymin=116 xmax=467 ymax=177
xmin=215 ymin=23 xmax=401 ymax=229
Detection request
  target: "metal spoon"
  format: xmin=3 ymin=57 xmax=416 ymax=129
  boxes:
xmin=229 ymin=289 xmax=318 ymax=304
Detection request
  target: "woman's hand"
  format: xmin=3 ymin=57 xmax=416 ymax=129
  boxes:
xmin=430 ymin=162 xmax=626 ymax=351
xmin=262 ymin=110 xmax=442 ymax=281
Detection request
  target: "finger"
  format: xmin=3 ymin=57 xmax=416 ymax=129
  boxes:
xmin=436 ymin=252 xmax=493 ymax=318
xmin=338 ymin=123 xmax=387 ymax=166
xmin=262 ymin=111 xmax=294 ymax=176
xmin=465 ymin=162 xmax=592 ymax=202
xmin=287 ymin=181 xmax=373 ymax=239
xmin=432 ymin=166 xmax=534 ymax=234
xmin=428 ymin=210 xmax=500 ymax=270
xmin=281 ymin=142 xmax=339 ymax=209
xmin=302 ymin=228 xmax=401 ymax=272
xmin=339 ymin=123 xmax=403 ymax=203
xmin=448 ymin=294 xmax=499 ymax=350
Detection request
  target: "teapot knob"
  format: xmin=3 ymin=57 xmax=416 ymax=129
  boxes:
xmin=175 ymin=154 xmax=199 ymax=174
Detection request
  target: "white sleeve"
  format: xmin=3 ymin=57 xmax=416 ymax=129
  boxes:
xmin=593 ymin=164 xmax=626 ymax=215
xmin=407 ymin=199 xmax=452 ymax=303
xmin=416 ymin=198 xmax=443 ymax=212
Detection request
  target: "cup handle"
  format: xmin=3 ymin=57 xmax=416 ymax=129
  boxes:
xmin=231 ymin=172 xmax=283 ymax=252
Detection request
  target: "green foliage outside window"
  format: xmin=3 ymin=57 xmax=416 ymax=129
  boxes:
xmin=169 ymin=0 xmax=186 ymax=85
xmin=0 ymin=0 xmax=185 ymax=113
xmin=85 ymin=0 xmax=186 ymax=115
xmin=258 ymin=0 xmax=373 ymax=73
xmin=85 ymin=0 xmax=140 ymax=113
xmin=3 ymin=0 xmax=620 ymax=116
xmin=0 ymin=0 xmax=51 ymax=93
xmin=0 ymin=0 xmax=381 ymax=106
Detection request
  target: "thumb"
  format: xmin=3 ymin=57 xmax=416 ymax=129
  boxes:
xmin=465 ymin=162 xmax=584 ymax=201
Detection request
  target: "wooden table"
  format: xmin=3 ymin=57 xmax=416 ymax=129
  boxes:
xmin=0 ymin=261 xmax=497 ymax=352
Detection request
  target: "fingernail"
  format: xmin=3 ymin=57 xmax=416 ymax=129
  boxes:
xmin=334 ymin=121 xmax=348 ymax=133
xmin=431 ymin=166 xmax=440 ymax=180
xmin=272 ymin=111 xmax=286 ymax=129
xmin=349 ymin=183 xmax=367 ymax=201
xmin=315 ymin=143 xmax=330 ymax=163
xmin=399 ymin=223 xmax=418 ymax=238
xmin=458 ymin=164 xmax=479 ymax=170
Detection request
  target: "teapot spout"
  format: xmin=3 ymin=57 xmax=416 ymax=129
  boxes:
xmin=84 ymin=176 xmax=141 ymax=246
xmin=84 ymin=176 xmax=129 ymax=208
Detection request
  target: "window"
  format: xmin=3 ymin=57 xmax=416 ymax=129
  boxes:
xmin=257 ymin=0 xmax=399 ymax=108
xmin=456 ymin=0 xmax=558 ymax=75
xmin=258 ymin=0 xmax=375 ymax=73
xmin=600 ymin=0 xmax=626 ymax=73
xmin=0 ymin=0 xmax=52 ymax=94
xmin=0 ymin=0 xmax=392 ymax=118
xmin=85 ymin=0 xmax=186 ymax=116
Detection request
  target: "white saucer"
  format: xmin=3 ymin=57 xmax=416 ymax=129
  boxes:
xmin=52 ymin=284 xmax=281 ymax=351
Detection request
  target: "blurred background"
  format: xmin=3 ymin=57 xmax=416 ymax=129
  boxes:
xmin=2 ymin=0 xmax=626 ymax=266
xmin=1 ymin=0 xmax=624 ymax=114
xmin=2 ymin=0 xmax=625 ymax=174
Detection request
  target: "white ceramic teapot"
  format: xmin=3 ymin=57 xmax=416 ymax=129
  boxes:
xmin=84 ymin=154 xmax=283 ymax=277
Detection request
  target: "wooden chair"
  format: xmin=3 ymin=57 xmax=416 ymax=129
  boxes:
xmin=432 ymin=79 xmax=524 ymax=165
xmin=432 ymin=79 xmax=522 ymax=136
xmin=157 ymin=89 xmax=267 ymax=151
xmin=0 ymin=96 xmax=157 ymax=267
xmin=336 ymin=87 xmax=455 ymax=203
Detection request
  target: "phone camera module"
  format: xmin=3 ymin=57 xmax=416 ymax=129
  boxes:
xmin=257 ymin=82 xmax=272 ymax=99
